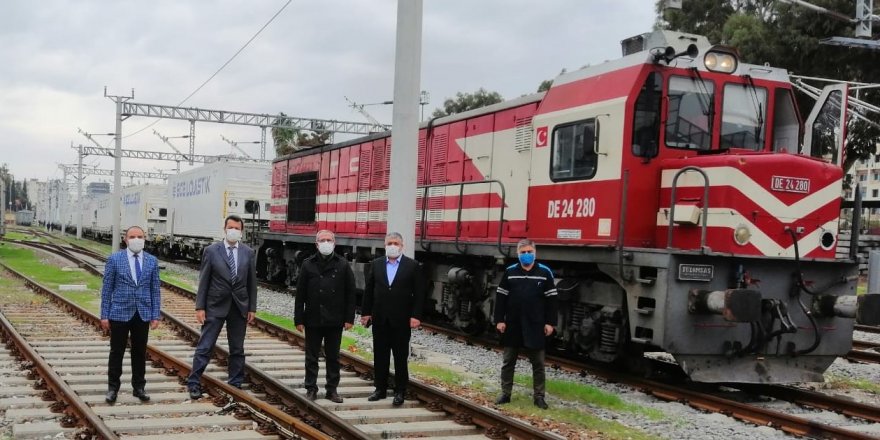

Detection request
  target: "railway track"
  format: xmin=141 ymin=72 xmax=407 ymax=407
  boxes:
xmin=2 ymin=237 xmax=562 ymax=439
xmin=420 ymin=322 xmax=880 ymax=439
xmin=0 ymin=265 xmax=323 ymax=440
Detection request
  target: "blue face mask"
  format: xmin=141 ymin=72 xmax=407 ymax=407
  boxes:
xmin=518 ymin=252 xmax=535 ymax=266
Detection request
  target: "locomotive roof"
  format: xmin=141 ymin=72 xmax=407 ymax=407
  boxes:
xmin=274 ymin=30 xmax=792 ymax=164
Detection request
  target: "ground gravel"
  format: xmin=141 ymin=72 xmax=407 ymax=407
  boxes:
xmin=160 ymin=261 xmax=877 ymax=439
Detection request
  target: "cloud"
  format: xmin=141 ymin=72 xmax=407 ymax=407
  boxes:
xmin=0 ymin=0 xmax=656 ymax=181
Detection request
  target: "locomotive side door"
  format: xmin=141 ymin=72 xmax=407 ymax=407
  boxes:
xmin=803 ymin=83 xmax=848 ymax=167
xmin=528 ymin=98 xmax=626 ymax=245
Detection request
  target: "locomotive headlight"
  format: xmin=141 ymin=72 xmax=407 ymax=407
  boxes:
xmin=704 ymin=50 xmax=738 ymax=73
xmin=733 ymin=225 xmax=751 ymax=246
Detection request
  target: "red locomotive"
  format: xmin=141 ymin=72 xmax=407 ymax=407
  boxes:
xmin=259 ymin=30 xmax=879 ymax=383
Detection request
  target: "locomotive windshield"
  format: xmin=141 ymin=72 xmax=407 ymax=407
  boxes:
xmin=665 ymin=76 xmax=714 ymax=150
xmin=720 ymin=83 xmax=767 ymax=150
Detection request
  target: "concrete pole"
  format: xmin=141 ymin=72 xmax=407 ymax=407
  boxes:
xmin=386 ymin=0 xmax=423 ymax=258
xmin=111 ymin=98 xmax=123 ymax=252
xmin=869 ymin=250 xmax=880 ymax=294
xmin=60 ymin=168 xmax=68 ymax=236
xmin=77 ymin=144 xmax=83 ymax=239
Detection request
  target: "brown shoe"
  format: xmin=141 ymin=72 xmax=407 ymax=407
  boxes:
xmin=325 ymin=391 xmax=343 ymax=403
xmin=305 ymin=389 xmax=318 ymax=401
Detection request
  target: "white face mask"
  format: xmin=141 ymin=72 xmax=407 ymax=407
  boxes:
xmin=127 ymin=238 xmax=145 ymax=253
xmin=226 ymin=228 xmax=242 ymax=243
xmin=318 ymin=241 xmax=335 ymax=256
xmin=385 ymin=245 xmax=401 ymax=259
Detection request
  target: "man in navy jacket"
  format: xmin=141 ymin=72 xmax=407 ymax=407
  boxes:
xmin=493 ymin=238 xmax=557 ymax=409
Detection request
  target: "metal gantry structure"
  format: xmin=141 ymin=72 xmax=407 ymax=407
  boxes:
xmin=97 ymin=95 xmax=390 ymax=249
xmin=120 ymin=101 xmax=389 ymax=161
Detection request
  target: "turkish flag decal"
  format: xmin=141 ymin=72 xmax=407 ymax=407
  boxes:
xmin=536 ymin=126 xmax=548 ymax=148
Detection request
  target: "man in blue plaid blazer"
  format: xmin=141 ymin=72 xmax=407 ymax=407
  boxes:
xmin=100 ymin=226 xmax=161 ymax=404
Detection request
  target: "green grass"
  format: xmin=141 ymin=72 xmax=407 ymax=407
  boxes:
xmin=503 ymin=397 xmax=662 ymax=440
xmin=410 ymin=363 xmax=486 ymax=391
xmin=256 ymin=311 xmax=296 ymax=330
xmin=514 ymin=374 xmax=665 ymax=420
xmin=255 ymin=310 xmax=368 ymax=358
xmin=408 ymin=361 xmax=659 ymax=440
xmin=826 ymin=374 xmax=880 ymax=394
xmin=160 ymin=273 xmax=195 ymax=290
xmin=347 ymin=324 xmax=371 ymax=338
xmin=3 ymin=231 xmax=32 ymax=241
xmin=0 ymin=245 xmax=102 ymax=311
xmin=0 ymin=246 xmax=101 ymax=290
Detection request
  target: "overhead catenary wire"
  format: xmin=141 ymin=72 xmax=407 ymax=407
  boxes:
xmin=124 ymin=0 xmax=293 ymax=139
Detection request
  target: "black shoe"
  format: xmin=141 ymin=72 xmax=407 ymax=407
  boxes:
xmin=494 ymin=394 xmax=511 ymax=405
xmin=188 ymin=386 xmax=202 ymax=400
xmin=325 ymin=391 xmax=343 ymax=403
xmin=104 ymin=389 xmax=118 ymax=404
xmin=305 ymin=389 xmax=318 ymax=401
xmin=367 ymin=390 xmax=387 ymax=401
xmin=392 ymin=393 xmax=405 ymax=406
xmin=133 ymin=388 xmax=150 ymax=402
xmin=534 ymin=397 xmax=549 ymax=409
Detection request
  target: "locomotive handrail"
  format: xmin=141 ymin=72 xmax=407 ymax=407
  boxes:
xmin=666 ymin=166 xmax=710 ymax=252
xmin=418 ymin=179 xmax=509 ymax=257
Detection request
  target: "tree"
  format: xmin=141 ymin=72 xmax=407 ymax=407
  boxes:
xmin=537 ymin=68 xmax=568 ymax=93
xmin=272 ymin=112 xmax=333 ymax=156
xmin=432 ymin=88 xmax=503 ymax=118
xmin=656 ymin=0 xmax=880 ymax=172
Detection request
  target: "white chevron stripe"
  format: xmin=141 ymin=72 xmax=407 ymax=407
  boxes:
xmin=656 ymin=208 xmax=839 ymax=257
xmin=660 ymin=167 xmax=842 ymax=220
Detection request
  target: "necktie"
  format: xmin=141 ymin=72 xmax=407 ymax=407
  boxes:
xmin=133 ymin=253 xmax=142 ymax=283
xmin=227 ymin=247 xmax=238 ymax=284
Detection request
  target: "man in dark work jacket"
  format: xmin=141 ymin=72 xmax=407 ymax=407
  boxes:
xmin=493 ymin=238 xmax=557 ymax=410
xmin=360 ymin=231 xmax=425 ymax=407
xmin=295 ymin=230 xmax=355 ymax=403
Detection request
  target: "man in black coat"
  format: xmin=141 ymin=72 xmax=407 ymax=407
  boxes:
xmin=360 ymin=231 xmax=425 ymax=406
xmin=295 ymin=230 xmax=355 ymax=403
xmin=493 ymin=239 xmax=557 ymax=409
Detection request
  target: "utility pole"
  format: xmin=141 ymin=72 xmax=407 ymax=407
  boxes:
xmin=387 ymin=0 xmax=423 ymax=257
xmin=105 ymin=87 xmax=134 ymax=252
xmin=60 ymin=167 xmax=68 ymax=236
xmin=76 ymin=143 xmax=83 ymax=239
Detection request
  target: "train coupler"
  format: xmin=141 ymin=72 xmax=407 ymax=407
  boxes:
xmin=688 ymin=288 xmax=761 ymax=322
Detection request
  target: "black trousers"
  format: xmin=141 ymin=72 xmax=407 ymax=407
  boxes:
xmin=304 ymin=326 xmax=343 ymax=393
xmin=372 ymin=319 xmax=410 ymax=394
xmin=108 ymin=311 xmax=150 ymax=391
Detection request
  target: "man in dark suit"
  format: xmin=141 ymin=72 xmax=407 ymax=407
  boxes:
xmin=295 ymin=230 xmax=356 ymax=403
xmin=100 ymin=225 xmax=161 ymax=404
xmin=187 ymin=215 xmax=257 ymax=399
xmin=360 ymin=232 xmax=424 ymax=406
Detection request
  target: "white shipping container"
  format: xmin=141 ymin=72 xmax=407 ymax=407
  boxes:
xmin=167 ymin=161 xmax=271 ymax=241
xmin=93 ymin=193 xmax=114 ymax=234
xmin=121 ymin=184 xmax=167 ymax=236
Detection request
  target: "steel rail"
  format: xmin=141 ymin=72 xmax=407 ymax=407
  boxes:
xmin=162 ymin=285 xmax=563 ymax=440
xmin=0 ymin=272 xmax=119 ymax=439
xmin=0 ymin=259 xmax=337 ymax=440
xmin=420 ymin=322 xmax=880 ymax=440
xmin=855 ymin=324 xmax=880 ymax=334
xmin=156 ymin=299 xmax=369 ymax=440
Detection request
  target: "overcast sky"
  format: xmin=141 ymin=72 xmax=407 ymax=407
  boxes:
xmin=0 ymin=0 xmax=656 ymax=186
